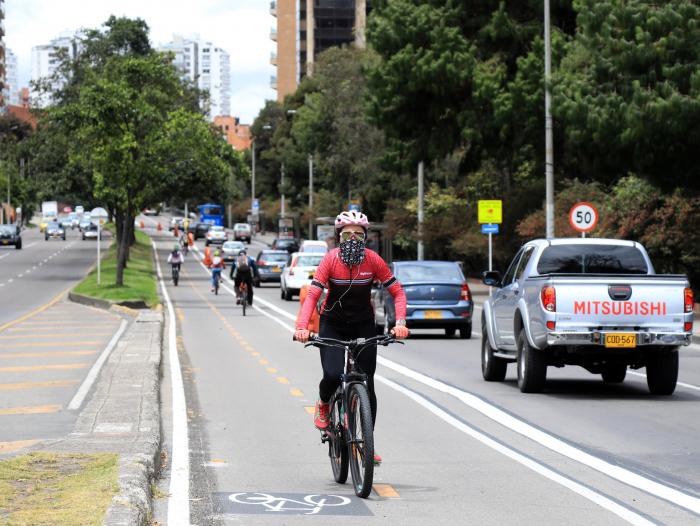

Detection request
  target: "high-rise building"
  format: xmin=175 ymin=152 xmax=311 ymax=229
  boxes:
xmin=159 ymin=35 xmax=231 ymax=120
xmin=270 ymin=0 xmax=369 ymax=101
xmin=4 ymin=49 xmax=19 ymax=106
xmin=30 ymin=30 xmax=82 ymax=107
xmin=214 ymin=116 xmax=252 ymax=151
xmin=0 ymin=0 xmax=6 ymax=111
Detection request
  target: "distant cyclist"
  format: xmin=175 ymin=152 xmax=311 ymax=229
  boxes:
xmin=167 ymin=244 xmax=184 ymax=283
xmin=209 ymin=249 xmax=225 ymax=292
xmin=231 ymin=249 xmax=258 ymax=306
xmin=294 ymin=211 xmax=409 ymax=466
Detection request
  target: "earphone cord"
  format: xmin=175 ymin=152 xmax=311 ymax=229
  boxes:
xmin=321 ymin=263 xmax=360 ymax=315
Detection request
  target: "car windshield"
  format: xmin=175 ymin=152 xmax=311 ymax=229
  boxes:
xmin=262 ymin=253 xmax=288 ymax=262
xmin=211 ymin=226 xmax=224 ymax=232
xmin=0 ymin=225 xmax=14 ymax=235
xmin=294 ymin=255 xmax=323 ymax=267
xmin=223 ymin=242 xmax=243 ymax=250
xmin=537 ymin=244 xmax=649 ymax=274
xmin=395 ymin=263 xmax=464 ymax=283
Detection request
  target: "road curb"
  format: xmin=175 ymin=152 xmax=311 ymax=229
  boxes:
xmin=69 ymin=290 xmax=149 ymax=310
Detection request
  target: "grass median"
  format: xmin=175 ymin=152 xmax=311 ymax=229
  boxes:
xmin=73 ymin=229 xmax=159 ymax=307
xmin=0 ymin=452 xmax=118 ymax=525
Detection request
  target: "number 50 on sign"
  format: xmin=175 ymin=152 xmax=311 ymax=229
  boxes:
xmin=568 ymin=202 xmax=598 ymax=233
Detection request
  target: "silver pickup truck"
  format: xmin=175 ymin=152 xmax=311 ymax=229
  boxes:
xmin=481 ymin=238 xmax=693 ymax=394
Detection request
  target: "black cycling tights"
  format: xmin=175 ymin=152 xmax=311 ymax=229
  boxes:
xmin=318 ymin=318 xmax=377 ymax=427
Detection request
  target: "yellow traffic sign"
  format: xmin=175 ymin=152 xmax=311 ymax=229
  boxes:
xmin=478 ymin=200 xmax=502 ymax=224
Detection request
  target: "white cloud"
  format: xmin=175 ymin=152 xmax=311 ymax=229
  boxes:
xmin=4 ymin=0 xmax=276 ymax=122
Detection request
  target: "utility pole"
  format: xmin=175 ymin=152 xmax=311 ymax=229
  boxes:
xmin=251 ymin=140 xmax=256 ymax=210
xmin=544 ymin=0 xmax=555 ymax=239
xmin=308 ymin=155 xmax=314 ymax=240
xmin=417 ymin=161 xmax=425 ymax=261
xmin=280 ymin=163 xmax=286 ymax=217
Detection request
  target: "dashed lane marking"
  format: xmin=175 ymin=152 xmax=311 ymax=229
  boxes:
xmin=0 ymin=363 xmax=89 ymax=373
xmin=266 ymin=367 xmax=278 ymax=374
xmin=259 ymin=359 xmax=269 ymax=365
xmin=0 ymin=440 xmax=41 ymax=454
xmin=0 ymin=380 xmax=79 ymax=391
xmin=290 ymin=388 xmax=304 ymax=397
xmin=0 ymin=351 xmax=97 ymax=359
xmin=0 ymin=405 xmax=62 ymax=416
xmin=276 ymin=377 xmax=290 ymax=384
xmin=373 ymin=484 xmax=400 ymax=498
xmin=304 ymin=406 xmax=315 ymax=415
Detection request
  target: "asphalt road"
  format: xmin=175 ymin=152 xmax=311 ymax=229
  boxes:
xmin=148 ymin=215 xmax=700 ymax=525
xmin=0 ymin=224 xmax=125 ymax=455
xmin=0 ymin=225 xmax=109 ymax=326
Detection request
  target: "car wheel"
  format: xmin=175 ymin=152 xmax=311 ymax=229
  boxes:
xmin=601 ymin=364 xmax=627 ymax=383
xmin=45 ymin=236 xmax=48 ymax=241
xmin=82 ymin=235 xmax=86 ymax=240
xmin=254 ymin=279 xmax=260 ymax=288
xmin=445 ymin=328 xmax=456 ymax=337
xmin=284 ymin=288 xmax=293 ymax=301
xmin=280 ymin=287 xmax=285 ymax=299
xmin=15 ymin=241 xmax=22 ymax=250
xmin=459 ymin=322 xmax=472 ymax=339
xmin=205 ymin=240 xmax=209 ymax=247
xmin=482 ymin=321 xmax=507 ymax=382
xmin=646 ymin=348 xmax=678 ymax=395
xmin=516 ymin=329 xmax=547 ymax=393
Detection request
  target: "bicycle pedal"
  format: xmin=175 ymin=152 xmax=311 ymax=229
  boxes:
xmin=320 ymin=432 xmax=330 ymax=443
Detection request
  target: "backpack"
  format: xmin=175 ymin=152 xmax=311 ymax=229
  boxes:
xmin=170 ymin=251 xmax=181 ymax=264
xmin=237 ymin=254 xmax=250 ymax=271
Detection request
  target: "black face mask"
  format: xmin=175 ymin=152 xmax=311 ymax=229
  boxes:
xmin=339 ymin=238 xmax=366 ymax=266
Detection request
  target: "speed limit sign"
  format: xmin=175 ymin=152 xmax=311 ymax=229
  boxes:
xmin=569 ymin=202 xmax=599 ymax=233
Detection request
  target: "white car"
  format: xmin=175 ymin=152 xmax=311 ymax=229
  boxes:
xmin=205 ymin=225 xmax=228 ymax=246
xmin=233 ymin=223 xmax=252 ymax=243
xmin=300 ymin=240 xmax=328 ymax=254
xmin=222 ymin=240 xmax=246 ymax=262
xmin=280 ymin=252 xmax=324 ymax=301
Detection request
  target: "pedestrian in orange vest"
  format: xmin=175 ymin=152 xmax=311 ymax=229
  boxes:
xmin=296 ymin=284 xmax=321 ymax=334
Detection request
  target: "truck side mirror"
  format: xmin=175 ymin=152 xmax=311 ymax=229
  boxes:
xmin=482 ymin=270 xmax=502 ymax=288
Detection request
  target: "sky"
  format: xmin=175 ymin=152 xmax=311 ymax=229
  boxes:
xmin=4 ymin=0 xmax=275 ymax=123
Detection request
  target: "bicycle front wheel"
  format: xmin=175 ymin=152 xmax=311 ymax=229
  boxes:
xmin=329 ymin=392 xmax=348 ymax=483
xmin=348 ymin=383 xmax=374 ymax=498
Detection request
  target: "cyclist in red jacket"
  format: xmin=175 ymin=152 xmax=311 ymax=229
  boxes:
xmin=294 ymin=211 xmax=409 ymax=465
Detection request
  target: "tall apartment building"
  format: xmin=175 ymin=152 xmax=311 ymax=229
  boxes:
xmin=159 ymin=35 xmax=231 ymax=120
xmin=270 ymin=0 xmax=368 ymax=101
xmin=0 ymin=0 xmax=5 ymax=111
xmin=30 ymin=30 xmax=82 ymax=107
xmin=4 ymin=49 xmax=19 ymax=106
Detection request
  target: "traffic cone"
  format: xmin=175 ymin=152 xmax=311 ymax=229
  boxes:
xmin=140 ymin=220 xmax=145 ymax=228
xmin=157 ymin=223 xmax=162 ymax=232
xmin=188 ymin=232 xmax=194 ymax=247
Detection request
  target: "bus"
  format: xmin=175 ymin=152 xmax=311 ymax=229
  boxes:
xmin=197 ymin=203 xmax=224 ymax=227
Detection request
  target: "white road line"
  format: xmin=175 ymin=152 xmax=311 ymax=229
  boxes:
xmin=153 ymin=240 xmax=190 ymax=526
xmin=68 ymin=319 xmax=128 ymax=410
xmin=0 ymin=253 xmax=10 ymax=261
xmin=627 ymin=370 xmax=700 ymax=392
xmin=376 ymin=356 xmax=700 ymax=516
xmin=376 ymin=375 xmax=654 ymax=525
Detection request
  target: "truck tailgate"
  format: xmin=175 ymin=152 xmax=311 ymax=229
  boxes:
xmin=550 ymin=276 xmax=688 ymax=331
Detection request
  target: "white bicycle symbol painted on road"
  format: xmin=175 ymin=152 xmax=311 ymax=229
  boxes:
xmin=228 ymin=492 xmax=352 ymax=515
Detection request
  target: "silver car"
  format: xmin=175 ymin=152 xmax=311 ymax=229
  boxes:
xmin=222 ymin=240 xmax=246 ymax=262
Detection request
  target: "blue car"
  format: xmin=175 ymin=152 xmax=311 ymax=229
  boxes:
xmin=374 ymin=261 xmax=473 ymax=338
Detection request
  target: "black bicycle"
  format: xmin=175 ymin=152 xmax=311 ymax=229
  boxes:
xmin=171 ymin=264 xmax=180 ymax=286
xmin=304 ymin=334 xmax=403 ymax=498
xmin=239 ymin=281 xmax=249 ymax=316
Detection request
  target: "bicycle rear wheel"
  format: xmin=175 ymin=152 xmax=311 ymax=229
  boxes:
xmin=328 ymin=392 xmax=348 ymax=483
xmin=242 ymin=289 xmax=247 ymax=316
xmin=348 ymin=383 xmax=374 ymax=498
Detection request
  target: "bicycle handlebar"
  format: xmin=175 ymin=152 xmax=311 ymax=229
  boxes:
xmin=293 ymin=334 xmax=404 ymax=350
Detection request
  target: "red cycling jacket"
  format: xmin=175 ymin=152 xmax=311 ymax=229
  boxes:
xmin=296 ymin=248 xmax=407 ymax=329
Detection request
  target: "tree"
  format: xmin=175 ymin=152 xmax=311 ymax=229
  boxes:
xmin=554 ymin=0 xmax=700 ymax=190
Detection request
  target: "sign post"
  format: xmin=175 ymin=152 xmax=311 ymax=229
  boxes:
xmin=478 ymin=200 xmax=503 ymax=273
xmin=91 ymin=207 xmax=109 ymax=285
xmin=568 ymin=202 xmax=598 ymax=238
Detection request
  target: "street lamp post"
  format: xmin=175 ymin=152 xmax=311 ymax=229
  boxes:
xmin=417 ymin=161 xmax=425 ymax=260
xmin=280 ymin=163 xmax=286 ymax=217
xmin=544 ymin=0 xmax=555 ymax=239
xmin=308 ymin=155 xmax=314 ymax=239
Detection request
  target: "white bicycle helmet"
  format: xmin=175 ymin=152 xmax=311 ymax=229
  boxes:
xmin=334 ymin=210 xmax=370 ymax=233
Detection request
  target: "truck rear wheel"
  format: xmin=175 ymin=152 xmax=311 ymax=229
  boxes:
xmin=517 ymin=330 xmax=547 ymax=393
xmin=646 ymin=348 xmax=678 ymax=395
xmin=482 ymin=323 xmax=507 ymax=382
xmin=601 ymin=364 xmax=627 ymax=383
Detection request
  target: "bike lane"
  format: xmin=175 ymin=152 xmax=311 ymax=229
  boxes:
xmin=149 ymin=233 xmax=663 ymax=525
